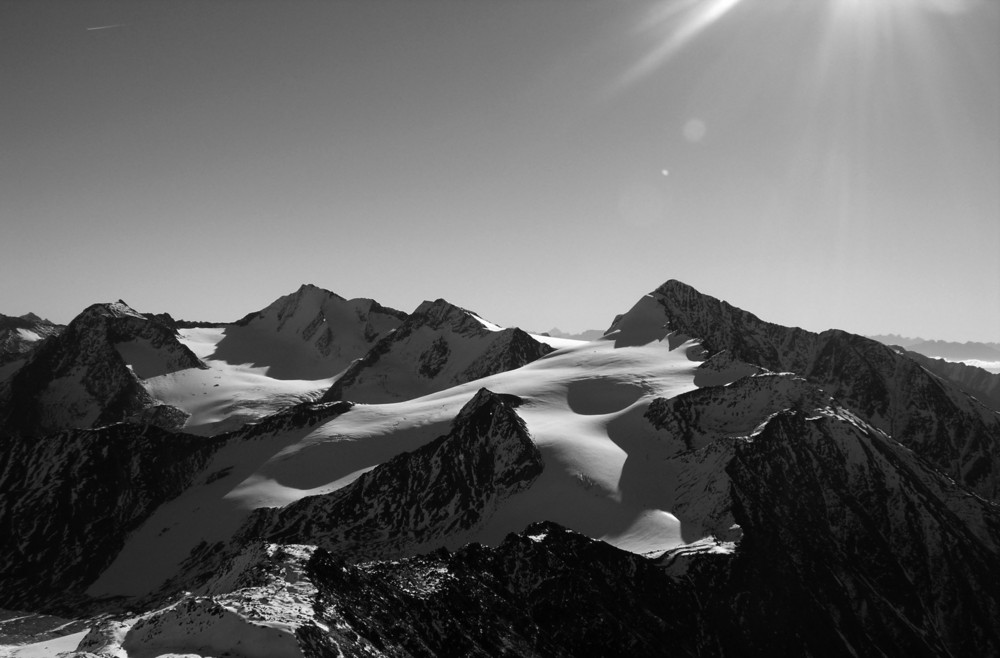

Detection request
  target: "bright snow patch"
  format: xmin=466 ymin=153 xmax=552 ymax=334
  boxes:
xmin=14 ymin=328 xmax=40 ymax=342
xmin=95 ymin=329 xmax=726 ymax=597
xmin=0 ymin=630 xmax=89 ymax=657
xmin=141 ymin=328 xmax=336 ymax=434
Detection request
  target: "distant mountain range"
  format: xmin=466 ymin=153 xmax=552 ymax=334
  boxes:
xmin=1 ymin=280 xmax=998 ymax=656
xmin=868 ymin=334 xmax=1000 ymax=365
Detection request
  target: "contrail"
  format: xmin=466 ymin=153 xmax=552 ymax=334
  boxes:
xmin=86 ymin=24 xmax=124 ymax=31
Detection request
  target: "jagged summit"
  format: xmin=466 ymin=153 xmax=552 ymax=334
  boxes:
xmin=322 ymin=298 xmax=552 ymax=403
xmin=0 ymin=300 xmax=203 ymax=436
xmin=215 ymin=285 xmax=406 ymax=380
xmin=17 ymin=311 xmax=46 ymax=324
xmin=614 ymin=279 xmax=1000 ymax=500
xmin=0 ymin=312 xmax=63 ymax=368
xmin=411 ymin=298 xmax=503 ymax=333
xmin=74 ymin=299 xmax=147 ymax=322
xmin=234 ymin=284 xmax=348 ymax=326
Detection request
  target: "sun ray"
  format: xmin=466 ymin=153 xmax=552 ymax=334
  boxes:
xmin=616 ymin=0 xmax=745 ymax=90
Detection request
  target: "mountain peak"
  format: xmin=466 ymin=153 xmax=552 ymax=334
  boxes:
xmin=74 ymin=300 xmax=146 ymax=324
xmin=293 ymin=283 xmax=346 ymax=303
xmin=412 ymin=299 xmax=502 ymax=334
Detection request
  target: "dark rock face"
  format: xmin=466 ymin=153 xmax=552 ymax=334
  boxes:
xmin=238 ymin=389 xmax=544 ymax=561
xmin=902 ymin=348 xmax=1000 ymax=413
xmin=622 ymin=280 xmax=1000 ymax=500
xmin=294 ymin=378 xmax=1000 ymax=658
xmin=300 ymin=523 xmax=705 ymax=658
xmin=0 ymin=313 xmax=62 ymax=367
xmin=225 ymin=284 xmax=407 ymax=378
xmin=0 ymin=301 xmax=204 ymax=437
xmin=0 ymin=423 xmax=223 ymax=611
xmin=640 ymin=368 xmax=1000 ymax=656
xmin=714 ymin=410 xmax=1000 ymax=657
xmin=323 ymin=299 xmax=553 ymax=403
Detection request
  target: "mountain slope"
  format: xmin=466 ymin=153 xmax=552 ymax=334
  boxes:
xmin=4 ymin=279 xmax=1000 ymax=656
xmin=0 ymin=313 xmax=62 ymax=369
xmin=232 ymin=389 xmax=543 ymax=563
xmin=119 ymin=285 xmax=405 ymax=435
xmin=219 ymin=284 xmax=407 ymax=380
xmin=0 ymin=423 xmax=223 ymax=611
xmin=322 ymin=299 xmax=553 ymax=403
xmin=902 ymin=348 xmax=1000 ymax=413
xmin=612 ymin=280 xmax=1000 ymax=500
xmin=0 ymin=301 xmax=204 ymax=437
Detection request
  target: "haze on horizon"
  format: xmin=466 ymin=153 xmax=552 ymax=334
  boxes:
xmin=1 ymin=0 xmax=997 ymax=343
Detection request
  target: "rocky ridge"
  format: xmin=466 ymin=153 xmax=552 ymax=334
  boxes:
xmin=0 ymin=313 xmax=62 ymax=368
xmin=0 ymin=422 xmax=223 ymax=611
xmin=222 ymin=284 xmax=407 ymax=379
xmin=323 ymin=299 xmax=553 ymax=403
xmin=233 ymin=389 xmax=543 ymax=562
xmin=615 ymin=280 xmax=1000 ymax=500
xmin=0 ymin=301 xmax=205 ymax=437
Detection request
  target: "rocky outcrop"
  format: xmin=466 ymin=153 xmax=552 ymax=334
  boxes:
xmin=613 ymin=280 xmax=1000 ymax=500
xmin=0 ymin=423 xmax=223 ymax=611
xmin=0 ymin=312 xmax=62 ymax=367
xmin=300 ymin=522 xmax=704 ymax=658
xmin=219 ymin=284 xmax=407 ymax=379
xmin=0 ymin=301 xmax=204 ymax=437
xmin=902 ymin=348 xmax=1000 ymax=412
xmin=323 ymin=299 xmax=553 ymax=403
xmin=236 ymin=389 xmax=543 ymax=562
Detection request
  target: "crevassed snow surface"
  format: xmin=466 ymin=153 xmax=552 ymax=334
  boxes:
xmin=93 ymin=331 xmax=711 ymax=598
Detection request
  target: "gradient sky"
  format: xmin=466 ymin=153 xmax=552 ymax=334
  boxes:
xmin=2 ymin=0 xmax=997 ymax=341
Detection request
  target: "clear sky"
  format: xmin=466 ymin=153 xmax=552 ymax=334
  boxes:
xmin=2 ymin=0 xmax=997 ymax=341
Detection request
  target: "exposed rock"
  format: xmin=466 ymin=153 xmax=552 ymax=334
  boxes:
xmin=615 ymin=280 xmax=1000 ymax=500
xmin=323 ymin=299 xmax=553 ymax=403
xmin=0 ymin=423 xmax=223 ymax=611
xmin=235 ymin=389 xmax=543 ymax=562
xmin=0 ymin=301 xmax=205 ymax=437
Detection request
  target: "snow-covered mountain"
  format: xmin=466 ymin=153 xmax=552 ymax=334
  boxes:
xmin=137 ymin=285 xmax=406 ymax=435
xmin=621 ymin=280 xmax=1000 ymax=500
xmin=0 ymin=301 xmax=203 ymax=437
xmin=2 ymin=279 xmax=999 ymax=657
xmin=224 ymin=284 xmax=407 ymax=380
xmin=322 ymin=298 xmax=554 ymax=403
xmin=0 ymin=313 xmax=62 ymax=370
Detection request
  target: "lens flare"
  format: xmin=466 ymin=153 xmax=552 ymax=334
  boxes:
xmin=618 ymin=0 xmax=744 ymax=89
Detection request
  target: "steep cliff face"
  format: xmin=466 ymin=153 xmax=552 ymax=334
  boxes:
xmin=0 ymin=423 xmax=223 ymax=611
xmin=323 ymin=300 xmax=553 ymax=403
xmin=236 ymin=389 xmax=544 ymax=562
xmin=615 ymin=280 xmax=1000 ymax=500
xmin=0 ymin=301 xmax=204 ymax=437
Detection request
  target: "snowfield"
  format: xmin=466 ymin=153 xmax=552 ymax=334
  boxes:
xmin=142 ymin=327 xmax=338 ymax=435
xmin=93 ymin=306 xmax=713 ymax=599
